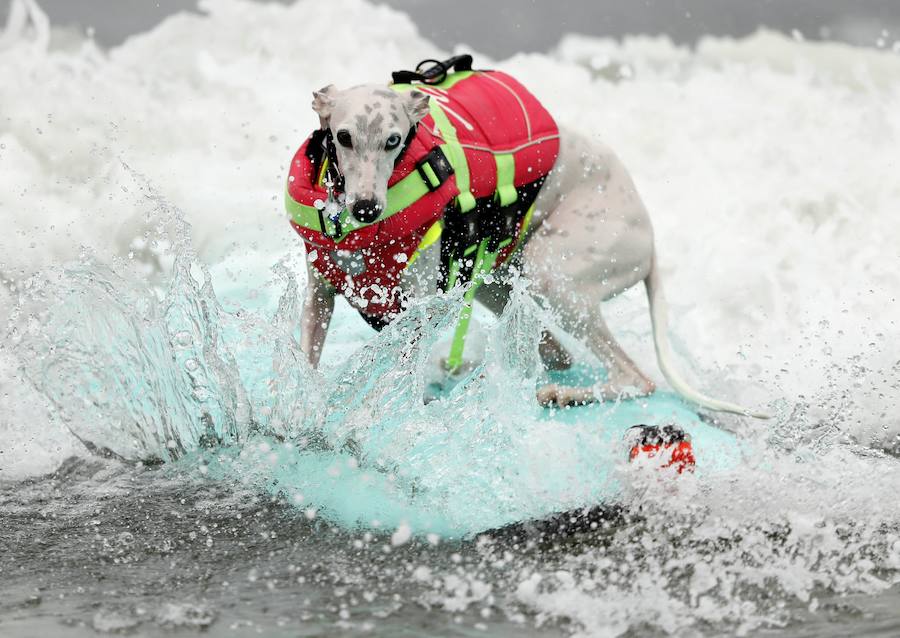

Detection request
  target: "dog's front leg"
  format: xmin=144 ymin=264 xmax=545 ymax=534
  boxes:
xmin=300 ymin=264 xmax=335 ymax=368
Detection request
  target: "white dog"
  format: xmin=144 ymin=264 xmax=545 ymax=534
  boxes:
xmin=288 ymin=60 xmax=766 ymax=419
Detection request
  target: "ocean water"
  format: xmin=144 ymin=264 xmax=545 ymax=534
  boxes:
xmin=2 ymin=0 xmax=900 ymax=636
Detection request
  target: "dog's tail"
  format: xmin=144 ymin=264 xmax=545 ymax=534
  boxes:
xmin=644 ymin=254 xmax=770 ymax=419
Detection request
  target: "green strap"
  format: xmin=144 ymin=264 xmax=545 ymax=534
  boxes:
xmin=494 ymin=153 xmax=518 ymax=207
xmin=446 ymin=239 xmax=495 ymax=371
xmin=285 ymin=160 xmax=436 ymax=241
xmin=420 ymin=162 xmax=441 ymax=189
xmin=425 ymin=102 xmax=477 ymax=212
xmin=445 ymin=235 xmax=515 ymax=372
xmin=445 ymin=242 xmax=478 ymax=291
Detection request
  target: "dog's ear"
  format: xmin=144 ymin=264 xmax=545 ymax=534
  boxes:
xmin=403 ymin=89 xmax=431 ymax=124
xmin=312 ymin=84 xmax=337 ymax=127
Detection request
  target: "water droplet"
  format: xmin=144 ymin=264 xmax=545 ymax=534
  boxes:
xmin=173 ymin=331 xmax=192 ymax=347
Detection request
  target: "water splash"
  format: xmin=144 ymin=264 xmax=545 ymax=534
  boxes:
xmin=10 ymin=245 xmax=734 ymax=539
xmin=15 ymin=259 xmax=232 ymax=460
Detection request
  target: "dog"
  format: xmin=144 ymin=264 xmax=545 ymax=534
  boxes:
xmin=287 ymin=59 xmax=767 ymax=419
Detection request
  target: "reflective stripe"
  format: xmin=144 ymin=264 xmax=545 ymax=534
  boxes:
xmin=285 ymin=163 xmax=434 ymax=242
xmin=494 ymin=153 xmax=518 ymax=206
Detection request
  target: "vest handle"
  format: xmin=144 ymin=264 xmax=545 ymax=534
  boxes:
xmin=391 ymin=55 xmax=474 ymax=86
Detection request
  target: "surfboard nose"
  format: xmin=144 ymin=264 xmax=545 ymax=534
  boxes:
xmin=625 ymin=424 xmax=696 ymax=474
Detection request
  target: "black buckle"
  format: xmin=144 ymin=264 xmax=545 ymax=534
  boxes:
xmin=322 ymin=129 xmax=345 ymax=193
xmin=392 ymin=55 xmax=474 ymax=86
xmin=416 ymin=147 xmax=454 ymax=192
xmin=315 ymin=201 xmax=343 ymax=240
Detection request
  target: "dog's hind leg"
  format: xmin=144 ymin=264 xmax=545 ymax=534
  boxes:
xmin=521 ymin=253 xmax=657 ymax=399
xmin=523 ymin=144 xmax=657 ymax=399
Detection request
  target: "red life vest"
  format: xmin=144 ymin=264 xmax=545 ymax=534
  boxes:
xmin=286 ymin=66 xmax=560 ymax=323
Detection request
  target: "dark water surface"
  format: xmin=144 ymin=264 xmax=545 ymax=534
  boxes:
xmin=4 ymin=458 xmax=900 ymax=637
xmin=2 ymin=458 xmax=573 ymax=637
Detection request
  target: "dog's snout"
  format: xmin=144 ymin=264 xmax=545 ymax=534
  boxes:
xmin=350 ymin=198 xmax=383 ymax=223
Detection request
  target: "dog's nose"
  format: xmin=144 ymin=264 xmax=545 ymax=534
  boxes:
xmin=350 ymin=198 xmax=383 ymax=223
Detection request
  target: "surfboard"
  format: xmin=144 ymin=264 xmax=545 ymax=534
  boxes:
xmin=206 ymin=361 xmax=743 ymax=540
xmin=176 ymin=272 xmax=745 ymax=540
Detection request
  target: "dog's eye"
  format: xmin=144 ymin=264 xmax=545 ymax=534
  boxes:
xmin=336 ymin=130 xmax=352 ymax=149
xmin=385 ymin=133 xmax=402 ymax=150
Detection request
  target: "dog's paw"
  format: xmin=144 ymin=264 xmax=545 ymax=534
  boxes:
xmin=596 ymin=379 xmax=656 ymax=402
xmin=536 ymin=383 xmax=560 ymax=406
xmin=536 ymin=383 xmax=594 ymax=408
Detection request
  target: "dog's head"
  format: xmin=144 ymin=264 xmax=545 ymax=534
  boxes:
xmin=312 ymin=84 xmax=431 ymax=223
